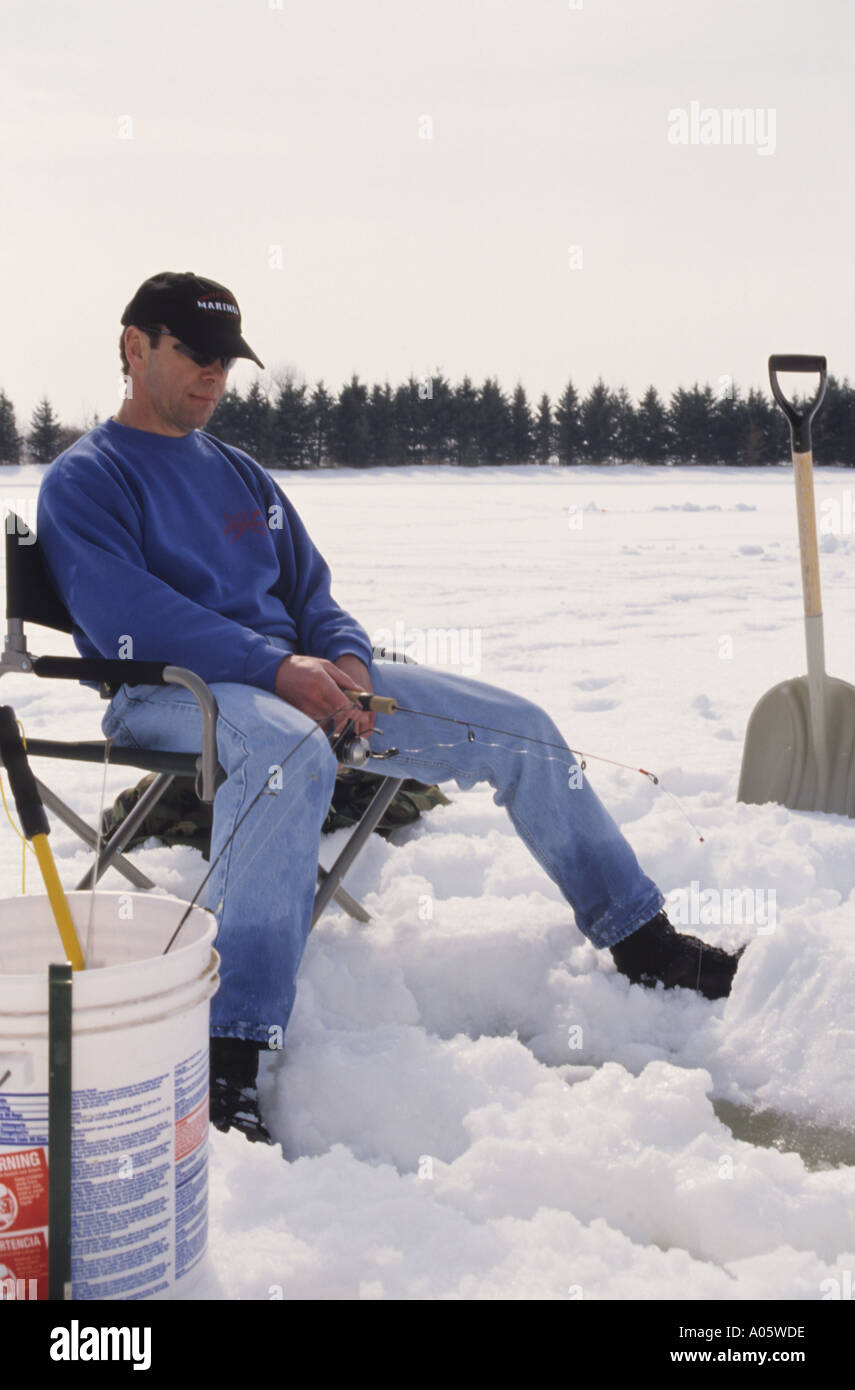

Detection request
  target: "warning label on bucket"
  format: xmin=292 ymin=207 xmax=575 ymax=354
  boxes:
xmin=0 ymin=1147 xmax=48 ymax=1230
xmin=0 ymin=1230 xmax=48 ymax=1298
xmin=0 ymin=1144 xmax=49 ymax=1299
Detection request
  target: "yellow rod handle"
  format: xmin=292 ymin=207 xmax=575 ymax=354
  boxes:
xmin=31 ymin=835 xmax=85 ymax=971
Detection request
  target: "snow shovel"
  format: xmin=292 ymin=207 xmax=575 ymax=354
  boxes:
xmin=738 ymin=354 xmax=855 ymax=817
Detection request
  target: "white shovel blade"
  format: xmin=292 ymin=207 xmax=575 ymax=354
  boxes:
xmin=738 ymin=674 xmax=855 ymax=817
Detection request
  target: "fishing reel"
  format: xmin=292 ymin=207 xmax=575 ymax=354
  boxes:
xmin=330 ymin=721 xmax=400 ymax=768
xmin=333 ymin=728 xmax=373 ymax=768
xmin=330 ymin=689 xmax=400 ymax=768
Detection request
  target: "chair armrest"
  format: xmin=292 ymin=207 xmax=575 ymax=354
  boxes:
xmin=162 ymin=667 xmax=221 ymax=803
xmin=32 ymin=655 xmax=172 ymax=686
xmin=30 ymin=656 xmax=223 ymax=803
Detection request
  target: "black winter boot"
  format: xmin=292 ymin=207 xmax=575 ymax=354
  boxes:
xmin=610 ymin=911 xmax=745 ymax=1000
xmin=210 ymin=1037 xmax=274 ymax=1145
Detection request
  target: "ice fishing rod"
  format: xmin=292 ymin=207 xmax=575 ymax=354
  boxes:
xmin=344 ymin=690 xmax=661 ymax=780
xmin=343 ymin=690 xmax=705 ymax=841
xmin=160 ymin=683 xmax=704 ymax=956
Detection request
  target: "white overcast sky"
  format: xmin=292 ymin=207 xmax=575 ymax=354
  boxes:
xmin=3 ymin=0 xmax=854 ymax=425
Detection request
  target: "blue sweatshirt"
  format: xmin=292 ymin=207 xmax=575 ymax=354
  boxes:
xmin=36 ymin=417 xmax=373 ymax=692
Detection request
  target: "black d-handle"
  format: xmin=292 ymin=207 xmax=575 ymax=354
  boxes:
xmin=0 ymin=704 xmax=50 ymax=841
xmin=768 ymin=354 xmax=828 ymax=453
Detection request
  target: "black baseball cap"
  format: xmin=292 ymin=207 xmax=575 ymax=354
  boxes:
xmin=121 ymin=271 xmax=264 ymax=369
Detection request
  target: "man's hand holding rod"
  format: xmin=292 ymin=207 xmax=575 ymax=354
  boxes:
xmin=274 ymin=653 xmax=378 ymax=739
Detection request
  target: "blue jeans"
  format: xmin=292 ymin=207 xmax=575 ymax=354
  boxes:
xmin=101 ymin=642 xmax=663 ymax=1043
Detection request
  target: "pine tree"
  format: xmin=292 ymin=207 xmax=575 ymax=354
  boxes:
xmin=241 ymin=380 xmax=273 ymax=464
xmin=420 ymin=373 xmax=455 ymax=464
xmin=669 ymin=384 xmax=717 ymax=464
xmin=580 ymin=380 xmax=617 ymax=463
xmin=742 ymin=387 xmax=781 ymax=466
xmin=554 ymin=381 xmax=583 ymax=464
xmin=452 ymin=377 xmax=479 ymax=465
xmin=331 ymin=376 xmax=371 ymax=467
xmin=207 ymin=387 xmax=244 ymax=449
xmin=308 ymin=382 xmax=334 ymax=467
xmin=508 ymin=384 xmax=534 ymax=464
xmin=391 ymin=380 xmax=419 ymax=464
xmin=694 ymin=384 xmax=719 ymax=464
xmin=635 ymin=386 xmax=670 ymax=463
xmin=668 ymin=388 xmax=692 ymax=462
xmin=367 ymin=382 xmax=396 ymax=466
xmin=533 ymin=394 xmax=554 ymax=465
xmin=713 ymin=383 xmax=745 ymax=465
xmin=0 ymin=391 xmax=21 ymax=465
xmin=611 ymin=385 xmax=637 ymax=462
xmin=270 ymin=376 xmax=311 ymax=468
xmin=28 ymin=398 xmax=62 ymax=464
xmin=476 ymin=378 xmax=511 ymax=464
xmin=812 ymin=375 xmax=855 ymax=466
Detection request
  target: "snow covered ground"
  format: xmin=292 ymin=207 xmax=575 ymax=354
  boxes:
xmin=3 ymin=462 xmax=855 ymax=1300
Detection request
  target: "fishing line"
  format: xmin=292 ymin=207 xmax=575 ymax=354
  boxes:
xmin=372 ymin=722 xmax=706 ymax=839
xmin=358 ymin=696 xmax=704 ymax=840
xmin=87 ymin=736 xmax=114 ymax=960
xmin=203 ymin=720 xmax=351 ymax=915
xmin=390 ymin=702 xmax=661 ymax=782
xmin=160 ymin=698 xmax=359 ymax=955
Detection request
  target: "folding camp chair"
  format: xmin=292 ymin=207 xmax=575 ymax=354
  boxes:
xmin=0 ymin=512 xmax=410 ymax=927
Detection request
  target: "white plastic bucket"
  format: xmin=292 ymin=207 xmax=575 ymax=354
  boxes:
xmin=0 ymin=891 xmax=219 ymax=1301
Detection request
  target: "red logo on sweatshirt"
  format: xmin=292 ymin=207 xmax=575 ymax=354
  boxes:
xmin=224 ymin=510 xmax=266 ymax=540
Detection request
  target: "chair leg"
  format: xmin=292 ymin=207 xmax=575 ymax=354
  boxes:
xmin=311 ymin=776 xmax=406 ymax=929
xmin=316 ymin=864 xmax=371 ymax=923
xmin=74 ymin=773 xmax=177 ymax=890
xmin=33 ymin=776 xmax=155 ymax=890
xmin=36 ymin=761 xmax=404 ymax=928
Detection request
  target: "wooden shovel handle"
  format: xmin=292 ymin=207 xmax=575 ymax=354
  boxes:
xmin=793 ymin=451 xmax=823 ymax=620
xmin=768 ymin=355 xmax=829 ymax=622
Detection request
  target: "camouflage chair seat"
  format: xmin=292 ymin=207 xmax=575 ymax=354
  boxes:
xmin=101 ymin=766 xmax=451 ymax=861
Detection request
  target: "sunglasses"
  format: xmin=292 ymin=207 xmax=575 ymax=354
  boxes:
xmin=172 ymin=340 xmax=237 ymax=372
xmin=143 ymin=326 xmax=236 ymax=372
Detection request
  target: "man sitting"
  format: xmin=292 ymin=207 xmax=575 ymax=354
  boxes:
xmin=36 ymin=271 xmax=742 ymax=1145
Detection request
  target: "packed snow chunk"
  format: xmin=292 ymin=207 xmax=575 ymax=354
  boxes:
xmin=434 ymin=1061 xmax=855 ymax=1266
xmin=713 ymin=899 xmax=855 ymax=1126
xmin=264 ymin=1027 xmax=552 ymax=1170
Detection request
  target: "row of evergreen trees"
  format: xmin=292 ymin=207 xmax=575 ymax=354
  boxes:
xmin=0 ymin=394 xmax=85 ymax=466
xmin=3 ymin=374 xmax=855 ymax=467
